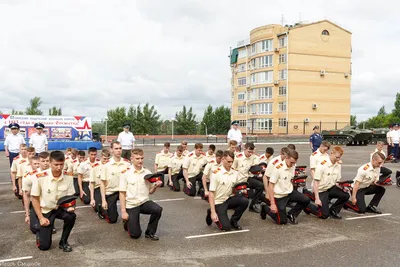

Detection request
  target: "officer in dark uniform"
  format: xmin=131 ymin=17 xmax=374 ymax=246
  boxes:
xmin=309 ymin=126 xmax=323 ymax=152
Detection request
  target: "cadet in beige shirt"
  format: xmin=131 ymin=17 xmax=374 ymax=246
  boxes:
xmin=31 ymin=151 xmax=76 ymax=252
xmin=120 ymin=148 xmax=163 ymax=240
xmin=308 ymin=146 xmax=348 ymax=219
xmin=182 ymin=143 xmax=208 ymax=196
xmin=259 ymin=147 xmax=274 ymax=165
xmin=89 ymin=149 xmax=111 ymax=215
xmin=309 ymin=141 xmax=331 ymax=178
xmin=22 ymin=156 xmax=40 ymax=233
xmin=168 ymin=145 xmax=185 ymax=191
xmin=17 ymin=147 xmax=36 ymax=198
xmin=205 ymin=144 xmax=216 ymax=163
xmin=63 ymin=148 xmax=78 ymax=172
xmin=100 ymin=141 xmax=131 ymax=223
xmin=261 ymin=150 xmax=310 ymax=225
xmin=206 ymin=150 xmax=249 ymax=231
xmin=351 ymin=152 xmax=386 ymax=214
xmin=154 ymin=142 xmax=173 ymax=187
xmin=202 ymin=150 xmax=223 ymax=198
xmin=11 ymin=144 xmax=28 ymax=199
xmin=78 ymin=147 xmax=99 ymax=205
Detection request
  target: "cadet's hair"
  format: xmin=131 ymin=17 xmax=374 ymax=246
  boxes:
xmin=331 ymin=146 xmax=344 ymax=156
xmin=38 ymin=152 xmax=50 ymax=159
xmin=194 ymin=143 xmax=203 ymax=149
xmin=66 ymin=148 xmax=72 ymax=152
xmin=71 ymin=148 xmax=78 ymax=155
xmin=229 ymin=140 xmax=238 ymax=146
xmin=181 ymin=141 xmax=188 ymax=145
xmin=287 ymin=144 xmax=296 ymax=150
xmin=132 ymin=148 xmax=144 ymax=156
xmin=286 ymin=149 xmax=299 ymax=160
xmin=50 ymin=151 xmax=65 ymax=162
xmin=372 ymin=152 xmax=385 ymax=161
xmin=111 ymin=141 xmax=121 ymax=148
xmin=88 ymin=147 xmax=97 ymax=153
xmin=20 ymin=144 xmax=27 ymax=148
xmin=215 ymin=150 xmax=224 ymax=158
xmin=377 ymin=141 xmax=384 ymax=146
xmin=78 ymin=150 xmax=86 ymax=157
xmin=244 ymin=142 xmax=255 ymax=150
xmin=27 ymin=147 xmax=35 ymax=153
xmin=176 ymin=145 xmax=184 ymax=152
xmin=321 ymin=141 xmax=331 ymax=149
xmin=266 ymin=147 xmax=274 ymax=155
xmin=223 ymin=150 xmax=235 ymax=159
xmin=32 ymin=156 xmax=40 ymax=161
xmin=101 ymin=149 xmax=111 ymax=157
xmin=280 ymin=147 xmax=290 ymax=155
xmin=164 ymin=142 xmax=171 ymax=147
xmin=209 ymin=144 xmax=216 ymax=152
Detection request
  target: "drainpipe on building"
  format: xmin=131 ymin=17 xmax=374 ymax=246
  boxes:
xmin=245 ymin=44 xmax=249 ymax=136
xmin=285 ymin=31 xmax=289 ymax=134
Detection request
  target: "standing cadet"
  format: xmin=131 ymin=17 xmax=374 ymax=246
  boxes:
xmin=168 ymin=146 xmax=185 ymax=191
xmin=227 ymin=121 xmax=243 ymax=151
xmin=350 ymin=152 xmax=386 ymax=214
xmin=100 ymin=141 xmax=131 ymax=223
xmin=117 ymin=123 xmax=136 ymax=160
xmin=31 ymin=151 xmax=76 ymax=252
xmin=309 ymin=126 xmax=323 ymax=152
xmin=5 ymin=123 xmax=25 ymax=167
xmin=202 ymin=150 xmax=223 ymax=198
xmin=154 ymin=142 xmax=173 ymax=187
xmin=182 ymin=143 xmax=208 ymax=196
xmin=309 ymin=141 xmax=331 ymax=178
xmin=259 ymin=147 xmax=274 ymax=165
xmin=22 ymin=156 xmax=40 ymax=233
xmin=206 ymin=150 xmax=249 ymax=231
xmin=233 ymin=143 xmax=261 ymax=213
xmin=260 ymin=150 xmax=310 ymax=224
xmin=120 ymin=148 xmax=163 ymax=240
xmin=78 ymin=147 xmax=99 ymax=205
xmin=89 ymin=149 xmax=111 ymax=216
xmin=205 ymin=145 xmax=216 ymax=163
xmin=16 ymin=147 xmax=36 ymax=199
xmin=29 ymin=123 xmax=48 ymax=154
xmin=10 ymin=144 xmax=28 ymax=198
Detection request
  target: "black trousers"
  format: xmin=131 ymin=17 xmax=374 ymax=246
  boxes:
xmin=209 ymin=196 xmax=249 ymax=231
xmin=126 ymin=201 xmax=163 ymax=238
xmin=307 ymin=186 xmax=349 ymax=218
xmin=356 ymin=185 xmax=386 ymax=213
xmin=15 ymin=178 xmax=22 ymax=199
xmin=73 ymin=178 xmax=79 ymax=196
xmin=80 ymin=181 xmax=90 ymax=205
xmin=29 ymin=202 xmax=39 ymax=234
xmin=121 ymin=150 xmax=132 ymax=161
xmin=9 ymin=152 xmax=19 ymax=167
xmin=247 ymin=176 xmax=264 ymax=207
xmin=184 ymin=172 xmax=203 ymax=196
xmin=266 ymin=190 xmax=310 ymax=225
xmin=93 ymin=187 xmax=102 ymax=212
xmin=36 ymin=208 xmax=76 ymax=250
xmin=380 ymin=166 xmax=392 ymax=178
xmin=103 ymin=192 xmax=119 ymax=223
xmin=171 ymin=170 xmax=184 ymax=191
xmin=157 ymin=167 xmax=169 ymax=187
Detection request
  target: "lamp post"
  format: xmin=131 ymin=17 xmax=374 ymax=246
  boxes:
xmin=203 ymin=122 xmax=208 ymax=136
xmin=104 ymin=116 xmax=108 ymax=144
xmin=171 ymin=118 xmax=175 ymax=140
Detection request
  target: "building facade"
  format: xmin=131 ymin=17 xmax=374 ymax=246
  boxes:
xmin=230 ymin=20 xmax=352 ymax=135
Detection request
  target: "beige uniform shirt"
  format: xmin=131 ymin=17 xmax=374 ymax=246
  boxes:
xmin=22 ymin=169 xmax=39 ymax=192
xmin=203 ymin=160 xmax=222 ymax=182
xmin=370 ymin=149 xmax=386 ymax=162
xmin=313 ymin=158 xmax=342 ymax=192
xmin=259 ymin=154 xmax=273 ymax=165
xmin=310 ymin=149 xmax=329 ymax=169
xmin=31 ymin=171 xmax=75 ymax=214
xmin=269 ymin=161 xmax=295 ymax=198
xmin=63 ymin=157 xmax=73 ymax=172
xmin=78 ymin=159 xmax=100 ymax=182
xmin=209 ymin=166 xmax=240 ymax=205
xmin=11 ymin=155 xmax=28 ymax=175
xmin=232 ymin=152 xmax=260 ymax=183
xmin=155 ymin=151 xmax=173 ymax=172
xmin=168 ymin=155 xmax=184 ymax=175
xmin=17 ymin=163 xmax=33 ymax=179
xmin=101 ymin=158 xmax=131 ymax=195
xmin=119 ymin=167 xmax=152 ymax=209
xmin=264 ymin=155 xmax=283 ymax=178
xmin=353 ymin=162 xmax=380 ymax=189
xmin=182 ymin=152 xmax=208 ymax=178
xmin=90 ymin=162 xmax=105 ymax=189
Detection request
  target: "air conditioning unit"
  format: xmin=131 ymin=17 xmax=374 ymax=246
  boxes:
xmin=304 ymin=118 xmax=310 ymax=122
xmin=246 ymin=84 xmax=251 ymax=88
xmin=274 ymin=48 xmax=279 ymax=52
xmin=344 ymin=73 xmax=349 ymax=78
xmin=273 ymin=80 xmax=279 ymax=85
xmin=320 ymin=70 xmax=326 ymax=76
xmin=312 ymin=103 xmax=317 ymax=109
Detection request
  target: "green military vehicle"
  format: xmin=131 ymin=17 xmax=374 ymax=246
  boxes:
xmin=321 ymin=126 xmax=373 ymax=146
xmin=369 ymin=128 xmax=389 ymax=144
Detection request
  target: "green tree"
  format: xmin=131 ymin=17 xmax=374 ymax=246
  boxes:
xmin=135 ymin=103 xmax=161 ymax=135
xmin=350 ymin=115 xmax=357 ymax=126
xmin=377 ymin=105 xmax=386 ymax=116
xmin=393 ymin=93 xmax=400 ymax=118
xmin=200 ymin=105 xmax=214 ymax=135
xmin=48 ymin=106 xmax=62 ymax=116
xmin=174 ymin=106 xmax=197 ymax=135
xmin=12 ymin=109 xmax=24 ymax=115
xmin=92 ymin=122 xmax=106 ymax=134
xmin=107 ymin=107 xmax=128 ymax=135
xmin=25 ymin=97 xmax=43 ymax=115
xmin=213 ymin=106 xmax=231 ymax=134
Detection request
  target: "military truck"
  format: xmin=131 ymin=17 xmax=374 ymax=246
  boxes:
xmin=369 ymin=128 xmax=389 ymax=144
xmin=321 ymin=126 xmax=373 ymax=146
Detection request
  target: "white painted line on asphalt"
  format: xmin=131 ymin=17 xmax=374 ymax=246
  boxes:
xmin=0 ymin=182 xmax=11 ymax=185
xmin=75 ymin=206 xmax=92 ymax=209
xmin=185 ymin=229 xmax=250 ymax=239
xmin=345 ymin=213 xmax=392 ymax=220
xmin=10 ymin=211 xmax=25 ymax=214
xmin=193 ymin=196 xmax=202 ymax=200
xmin=154 ymin=198 xmax=185 ymax=202
xmin=0 ymin=256 xmax=33 ymax=263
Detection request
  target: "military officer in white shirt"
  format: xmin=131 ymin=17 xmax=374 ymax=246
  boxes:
xmin=227 ymin=121 xmax=243 ymax=151
xmin=117 ymin=123 xmax=136 ymax=160
xmin=5 ymin=123 xmax=26 ymax=167
xmin=29 ymin=123 xmax=48 ymax=154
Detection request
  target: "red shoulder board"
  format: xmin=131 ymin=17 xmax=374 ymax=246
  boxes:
xmin=321 ymin=160 xmax=327 ymax=165
xmin=312 ymin=151 xmax=318 ymax=156
xmin=20 ymin=159 xmax=26 ymax=164
xmin=212 ymin=168 xmax=221 ymax=174
xmin=36 ymin=171 xmax=48 ymax=178
xmin=14 ymin=155 xmax=20 ymax=160
xmin=93 ymin=163 xmax=100 ymax=167
xmin=210 ymin=160 xmax=215 ymax=163
xmin=276 ymin=163 xmax=283 ymax=169
xmin=72 ymin=159 xmax=77 ymax=163
xmin=363 ymin=164 xmax=369 ymax=170
xmin=63 ymin=171 xmax=74 ymax=176
xmin=29 ymin=169 xmax=38 ymax=175
xmin=260 ymin=155 xmax=265 ymax=159
xmin=272 ymin=159 xmax=279 ymax=165
xmin=121 ymin=168 xmax=130 ymax=174
xmin=123 ymin=158 xmax=130 ymax=163
xmin=236 ymin=153 xmax=243 ymax=158
xmin=188 ymin=153 xmax=194 ymax=157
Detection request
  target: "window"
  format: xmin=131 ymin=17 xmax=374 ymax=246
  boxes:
xmin=238 ymin=120 xmax=247 ymax=127
xmin=259 ymin=87 xmax=272 ymax=99
xmin=237 ymin=92 xmax=245 ymax=100
xmin=260 ymin=55 xmax=273 ymax=68
xmin=251 ymin=43 xmax=256 ymax=55
xmin=250 ymin=59 xmax=256 ymax=69
xmin=238 ymin=106 xmax=247 ymax=114
xmin=261 ymin=40 xmax=273 ymax=52
xmin=322 ymin=30 xmax=330 ymax=36
xmin=251 ymin=71 xmax=273 ymax=85
xmin=238 ymin=77 xmax=247 ymax=86
xmin=237 ymin=63 xmax=246 ymax=72
xmin=238 ymin=49 xmax=247 ymax=59
xmin=253 ymin=118 xmax=272 ymax=131
xmin=278 ymin=86 xmax=287 ymax=96
xmin=279 ymin=118 xmax=287 ymax=127
xmin=279 ymin=54 xmax=287 ymax=64
xmin=250 ymin=103 xmax=272 ymax=115
xmin=278 ymin=102 xmax=287 ymax=112
xmin=278 ymin=70 xmax=287 ymax=80
xmin=279 ymin=36 xmax=287 ymax=48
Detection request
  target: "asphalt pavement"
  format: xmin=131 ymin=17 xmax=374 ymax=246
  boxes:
xmin=1 ymin=144 xmax=400 ymax=267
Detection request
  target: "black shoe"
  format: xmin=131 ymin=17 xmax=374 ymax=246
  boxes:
xmin=206 ymin=209 xmax=212 ymax=226
xmin=260 ymin=203 xmax=267 ymax=220
xmin=249 ymin=204 xmax=261 ymax=213
xmin=329 ymin=210 xmax=342 ymax=219
xmin=98 ymin=207 xmax=105 ymax=219
xmin=59 ymin=242 xmax=73 ymax=252
xmin=366 ymin=205 xmax=382 ymax=214
xmin=145 ymin=232 xmax=159 ymax=241
xmin=287 ymin=213 xmax=298 ymax=224
xmin=123 ymin=220 xmax=128 ymax=231
xmin=52 ymin=227 xmax=57 ymax=234
xmin=230 ymin=221 xmax=242 ymax=230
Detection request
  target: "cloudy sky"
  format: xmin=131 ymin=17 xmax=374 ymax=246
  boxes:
xmin=0 ymin=0 xmax=397 ymax=122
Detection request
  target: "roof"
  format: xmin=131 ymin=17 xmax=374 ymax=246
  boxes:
xmin=289 ymin=20 xmax=352 ymax=34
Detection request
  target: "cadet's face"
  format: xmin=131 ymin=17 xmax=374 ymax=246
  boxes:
xmin=89 ymin=152 xmax=97 ymax=161
xmin=244 ymin=148 xmax=254 ymax=158
xmin=40 ymin=157 xmax=50 ymax=170
xmin=28 ymin=151 xmax=36 ymax=159
xmin=216 ymin=156 xmax=222 ymax=164
xmin=78 ymin=155 xmax=85 ymax=162
xmin=372 ymin=157 xmax=384 ymax=168
xmin=320 ymin=146 xmax=329 ymax=153
xmin=112 ymin=144 xmax=122 ymax=157
xmin=51 ymin=160 xmax=65 ymax=173
xmin=164 ymin=147 xmax=170 ymax=153
xmin=131 ymin=153 xmax=144 ymax=168
xmin=195 ymin=148 xmax=203 ymax=157
xmin=66 ymin=151 xmax=72 ymax=157
xmin=176 ymin=150 xmax=183 ymax=157
xmin=330 ymin=151 xmax=342 ymax=164
xmin=223 ymin=156 xmax=234 ymax=169
xmin=181 ymin=144 xmax=187 ymax=150
xmin=208 ymin=149 xmax=214 ymax=155
xmin=286 ymin=157 xmax=297 ymax=168
xmin=229 ymin=145 xmax=236 ymax=152
xmin=71 ymin=153 xmax=77 ymax=160
xmin=101 ymin=155 xmax=110 ymax=164
xmin=32 ymin=160 xmax=40 ymax=170
xmin=377 ymin=144 xmax=383 ymax=150
xmin=20 ymin=147 xmax=27 ymax=155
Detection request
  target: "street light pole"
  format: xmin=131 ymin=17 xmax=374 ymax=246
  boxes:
xmin=171 ymin=118 xmax=174 ymax=140
xmin=203 ymin=122 xmax=208 ymax=136
xmin=104 ymin=117 xmax=108 ymax=144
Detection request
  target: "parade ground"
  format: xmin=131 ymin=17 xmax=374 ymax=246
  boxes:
xmin=1 ymin=144 xmax=400 ymax=267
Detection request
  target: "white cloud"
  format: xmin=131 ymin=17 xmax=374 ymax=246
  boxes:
xmin=0 ymin=0 xmax=398 ymax=122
